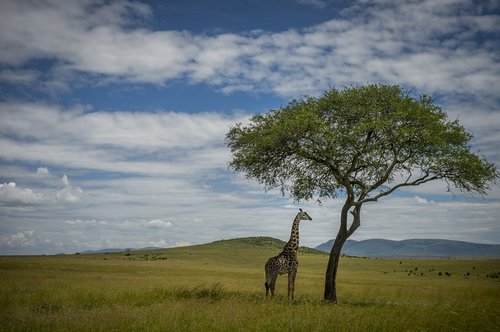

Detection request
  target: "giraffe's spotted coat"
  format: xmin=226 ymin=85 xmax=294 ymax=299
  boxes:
xmin=264 ymin=209 xmax=312 ymax=300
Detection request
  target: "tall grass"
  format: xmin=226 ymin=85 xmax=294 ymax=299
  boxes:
xmin=1 ymin=241 xmax=499 ymax=331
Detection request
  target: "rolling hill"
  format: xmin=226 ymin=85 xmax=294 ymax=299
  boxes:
xmin=75 ymin=237 xmax=324 ymax=256
xmin=315 ymin=238 xmax=500 ymax=258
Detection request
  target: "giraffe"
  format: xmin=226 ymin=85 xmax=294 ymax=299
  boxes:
xmin=264 ymin=208 xmax=312 ymax=300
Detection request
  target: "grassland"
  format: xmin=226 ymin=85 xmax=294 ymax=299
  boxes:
xmin=1 ymin=237 xmax=499 ymax=331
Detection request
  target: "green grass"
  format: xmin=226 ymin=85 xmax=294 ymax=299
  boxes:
xmin=1 ymin=237 xmax=499 ymax=331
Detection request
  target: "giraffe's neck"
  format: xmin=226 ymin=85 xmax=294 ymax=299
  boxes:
xmin=284 ymin=214 xmax=301 ymax=255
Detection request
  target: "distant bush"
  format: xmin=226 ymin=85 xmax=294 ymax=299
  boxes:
xmin=124 ymin=253 xmax=168 ymax=261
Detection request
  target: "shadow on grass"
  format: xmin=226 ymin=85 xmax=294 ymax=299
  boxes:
xmin=154 ymin=283 xmax=321 ymax=305
xmin=148 ymin=283 xmax=392 ymax=309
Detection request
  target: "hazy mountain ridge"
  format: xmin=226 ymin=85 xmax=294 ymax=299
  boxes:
xmin=315 ymin=239 xmax=500 ymax=258
xmin=78 ymin=247 xmax=163 ymax=254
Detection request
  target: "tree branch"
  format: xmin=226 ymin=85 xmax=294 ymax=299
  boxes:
xmin=347 ymin=205 xmax=361 ymax=238
xmin=295 ymin=149 xmax=343 ymax=184
xmin=347 ymin=130 xmax=375 ymax=175
xmin=364 ymin=150 xmax=400 ymax=194
xmin=356 ymin=173 xmax=441 ymax=204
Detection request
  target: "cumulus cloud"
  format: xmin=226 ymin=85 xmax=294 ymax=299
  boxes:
xmin=414 ymin=196 xmax=433 ymax=205
xmin=56 ymin=175 xmax=83 ymax=202
xmin=36 ymin=166 xmax=49 ymax=176
xmin=0 ymin=182 xmax=44 ymax=206
xmin=143 ymin=219 xmax=173 ymax=229
xmin=0 ymin=230 xmax=36 ymax=247
xmin=0 ymin=171 xmax=85 ymax=209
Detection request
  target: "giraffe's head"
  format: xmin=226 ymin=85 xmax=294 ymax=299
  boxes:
xmin=298 ymin=208 xmax=312 ymax=221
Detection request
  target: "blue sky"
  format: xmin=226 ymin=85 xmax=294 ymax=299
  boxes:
xmin=0 ymin=0 xmax=499 ymax=254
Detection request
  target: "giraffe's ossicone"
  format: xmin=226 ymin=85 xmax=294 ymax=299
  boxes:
xmin=264 ymin=209 xmax=312 ymax=300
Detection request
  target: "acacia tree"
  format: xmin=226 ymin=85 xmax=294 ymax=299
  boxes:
xmin=226 ymin=84 xmax=497 ymax=303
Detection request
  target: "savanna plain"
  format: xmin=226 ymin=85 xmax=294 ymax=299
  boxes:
xmin=1 ymin=237 xmax=499 ymax=331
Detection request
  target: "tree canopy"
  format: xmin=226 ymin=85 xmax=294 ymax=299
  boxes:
xmin=226 ymin=84 xmax=497 ymax=206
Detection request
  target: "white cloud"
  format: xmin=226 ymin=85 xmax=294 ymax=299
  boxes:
xmin=0 ymin=69 xmax=39 ymax=84
xmin=0 ymin=0 xmax=151 ymax=65
xmin=0 ymin=230 xmax=36 ymax=247
xmin=296 ymin=0 xmax=330 ymax=8
xmin=414 ymin=196 xmax=433 ymax=205
xmin=56 ymin=175 xmax=83 ymax=203
xmin=36 ymin=166 xmax=49 ymax=176
xmin=65 ymin=219 xmax=107 ymax=225
xmin=173 ymin=241 xmax=192 ymax=247
xmin=0 ymin=102 xmax=244 ymax=177
xmin=0 ymin=182 xmax=44 ymax=206
xmin=143 ymin=219 xmax=173 ymax=229
xmin=0 ymin=0 xmax=498 ymax=98
xmin=0 ymin=171 xmax=86 ymax=209
xmin=150 ymin=238 xmax=168 ymax=248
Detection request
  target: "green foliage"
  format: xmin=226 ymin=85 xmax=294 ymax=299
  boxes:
xmin=226 ymin=84 xmax=497 ymax=202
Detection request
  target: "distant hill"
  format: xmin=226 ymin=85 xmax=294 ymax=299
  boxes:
xmin=211 ymin=236 xmax=287 ymax=249
xmin=211 ymin=236 xmax=325 ymax=254
xmin=76 ymin=237 xmax=324 ymax=255
xmin=315 ymin=239 xmax=500 ymax=258
xmin=79 ymin=247 xmax=162 ymax=254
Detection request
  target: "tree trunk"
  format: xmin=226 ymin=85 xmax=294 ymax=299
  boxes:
xmin=323 ymin=232 xmax=346 ymax=303
xmin=324 ymin=200 xmax=356 ymax=303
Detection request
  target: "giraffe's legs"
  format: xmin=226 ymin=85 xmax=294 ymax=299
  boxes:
xmin=269 ymin=275 xmax=277 ymax=297
xmin=265 ymin=267 xmax=277 ymax=297
xmin=288 ymin=270 xmax=297 ymax=301
xmin=264 ymin=264 xmax=272 ymax=297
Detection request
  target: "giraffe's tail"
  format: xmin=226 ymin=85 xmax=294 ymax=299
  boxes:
xmin=264 ymin=262 xmax=270 ymax=296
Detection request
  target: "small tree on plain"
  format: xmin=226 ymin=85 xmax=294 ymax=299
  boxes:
xmin=226 ymin=84 xmax=498 ymax=303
